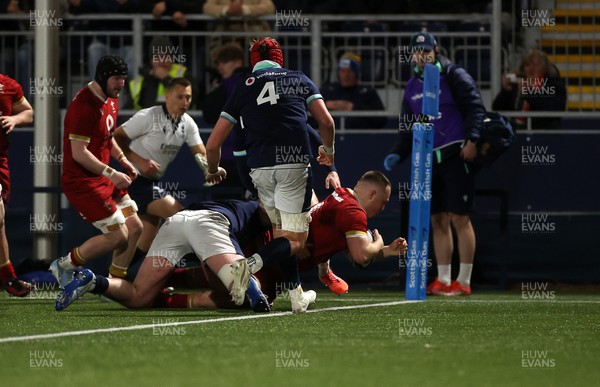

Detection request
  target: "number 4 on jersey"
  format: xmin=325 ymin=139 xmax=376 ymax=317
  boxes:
xmin=256 ymin=81 xmax=280 ymax=106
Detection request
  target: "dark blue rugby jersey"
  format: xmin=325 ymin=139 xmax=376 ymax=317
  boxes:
xmin=220 ymin=61 xmax=323 ymax=168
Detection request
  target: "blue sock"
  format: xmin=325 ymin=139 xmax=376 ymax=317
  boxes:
xmin=125 ymin=248 xmax=147 ymax=281
xmin=279 ymin=255 xmax=301 ymax=290
xmin=257 ymin=238 xmax=299 ymax=289
xmin=90 ymin=275 xmax=109 ymax=294
xmin=258 ymin=237 xmax=291 ymax=267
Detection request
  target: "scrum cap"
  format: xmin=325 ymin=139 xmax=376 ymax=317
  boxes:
xmin=249 ymin=37 xmax=283 ymax=68
xmin=94 ymin=55 xmax=128 ymax=96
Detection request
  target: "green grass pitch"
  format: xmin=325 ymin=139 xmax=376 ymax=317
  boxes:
xmin=1 ymin=288 xmax=599 ymax=387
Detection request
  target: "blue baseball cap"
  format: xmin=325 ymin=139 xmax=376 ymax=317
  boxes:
xmin=410 ymin=32 xmax=437 ymax=51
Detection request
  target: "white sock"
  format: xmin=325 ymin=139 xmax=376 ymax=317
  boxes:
xmin=437 ymin=264 xmax=451 ymax=285
xmin=289 ymin=285 xmax=303 ymax=295
xmin=58 ymin=254 xmax=76 ymax=270
xmin=246 ymin=254 xmax=263 ymax=274
xmin=457 ymin=264 xmax=473 ymax=287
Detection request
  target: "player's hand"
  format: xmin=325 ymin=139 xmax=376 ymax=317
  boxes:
xmin=383 ymin=154 xmax=400 ymax=171
xmin=371 ymin=228 xmax=384 ymax=248
xmin=388 ymin=237 xmax=408 ymax=255
xmin=0 ymin=116 xmax=18 ymax=134
xmin=460 ymin=140 xmax=478 ymax=162
xmin=119 ymin=158 xmax=138 ymax=181
xmin=371 ymin=228 xmax=382 ymax=242
xmin=205 ymin=167 xmax=227 ymax=185
xmin=317 ymin=146 xmax=334 ymax=166
xmin=110 ymin=171 xmax=132 ymax=189
xmin=325 ymin=171 xmax=340 ymax=189
xmin=139 ymin=158 xmax=160 ymax=178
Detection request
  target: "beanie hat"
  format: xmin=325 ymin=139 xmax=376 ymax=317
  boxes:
xmin=338 ymin=52 xmax=361 ymax=77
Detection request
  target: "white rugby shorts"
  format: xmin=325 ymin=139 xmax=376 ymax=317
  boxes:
xmin=147 ymin=210 xmax=237 ymax=266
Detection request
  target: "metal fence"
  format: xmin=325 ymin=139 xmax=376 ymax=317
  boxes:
xmin=0 ymin=13 xmax=499 ymax=111
xmin=1 ymin=9 xmax=598 ymax=118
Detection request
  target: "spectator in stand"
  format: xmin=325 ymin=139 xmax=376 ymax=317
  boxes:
xmin=0 ymin=0 xmax=68 ymax=101
xmin=492 ymin=48 xmax=567 ymax=130
xmin=320 ymin=52 xmax=387 ymax=130
xmin=151 ymin=0 xmax=205 ymax=29
xmin=124 ymin=36 xmax=198 ymax=110
xmin=202 ymin=43 xmax=248 ymax=124
xmin=203 ymin=0 xmax=275 ymax=51
xmin=201 ymin=43 xmax=249 ymax=193
xmin=68 ymin=0 xmax=147 ymax=81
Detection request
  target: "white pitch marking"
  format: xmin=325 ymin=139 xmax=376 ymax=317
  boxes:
xmin=0 ymin=300 xmax=415 ymax=344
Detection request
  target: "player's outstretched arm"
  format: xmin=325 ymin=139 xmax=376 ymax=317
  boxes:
xmin=381 ymin=237 xmax=408 ymax=258
xmin=206 ymin=117 xmax=234 ymax=184
xmin=308 ymin=99 xmax=335 ymax=166
xmin=325 ymin=171 xmax=341 ymax=189
xmin=189 ymin=144 xmax=209 ymax=175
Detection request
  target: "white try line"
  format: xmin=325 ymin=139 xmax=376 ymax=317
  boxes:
xmin=429 ymin=299 xmax=600 ymax=304
xmin=0 ymin=300 xmax=417 ymax=344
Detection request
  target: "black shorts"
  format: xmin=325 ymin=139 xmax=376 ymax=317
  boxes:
xmin=431 ymin=153 xmax=476 ymax=215
xmin=126 ymin=175 xmax=166 ymax=215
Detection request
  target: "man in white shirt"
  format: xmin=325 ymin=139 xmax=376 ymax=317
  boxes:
xmin=114 ymin=77 xmax=209 ymax=257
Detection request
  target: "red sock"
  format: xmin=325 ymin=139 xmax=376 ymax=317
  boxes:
xmin=167 ymin=293 xmax=191 ymax=309
xmin=0 ymin=261 xmax=17 ymax=285
xmin=153 ymin=292 xmax=190 ymax=308
xmin=70 ymin=247 xmax=85 ymax=266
